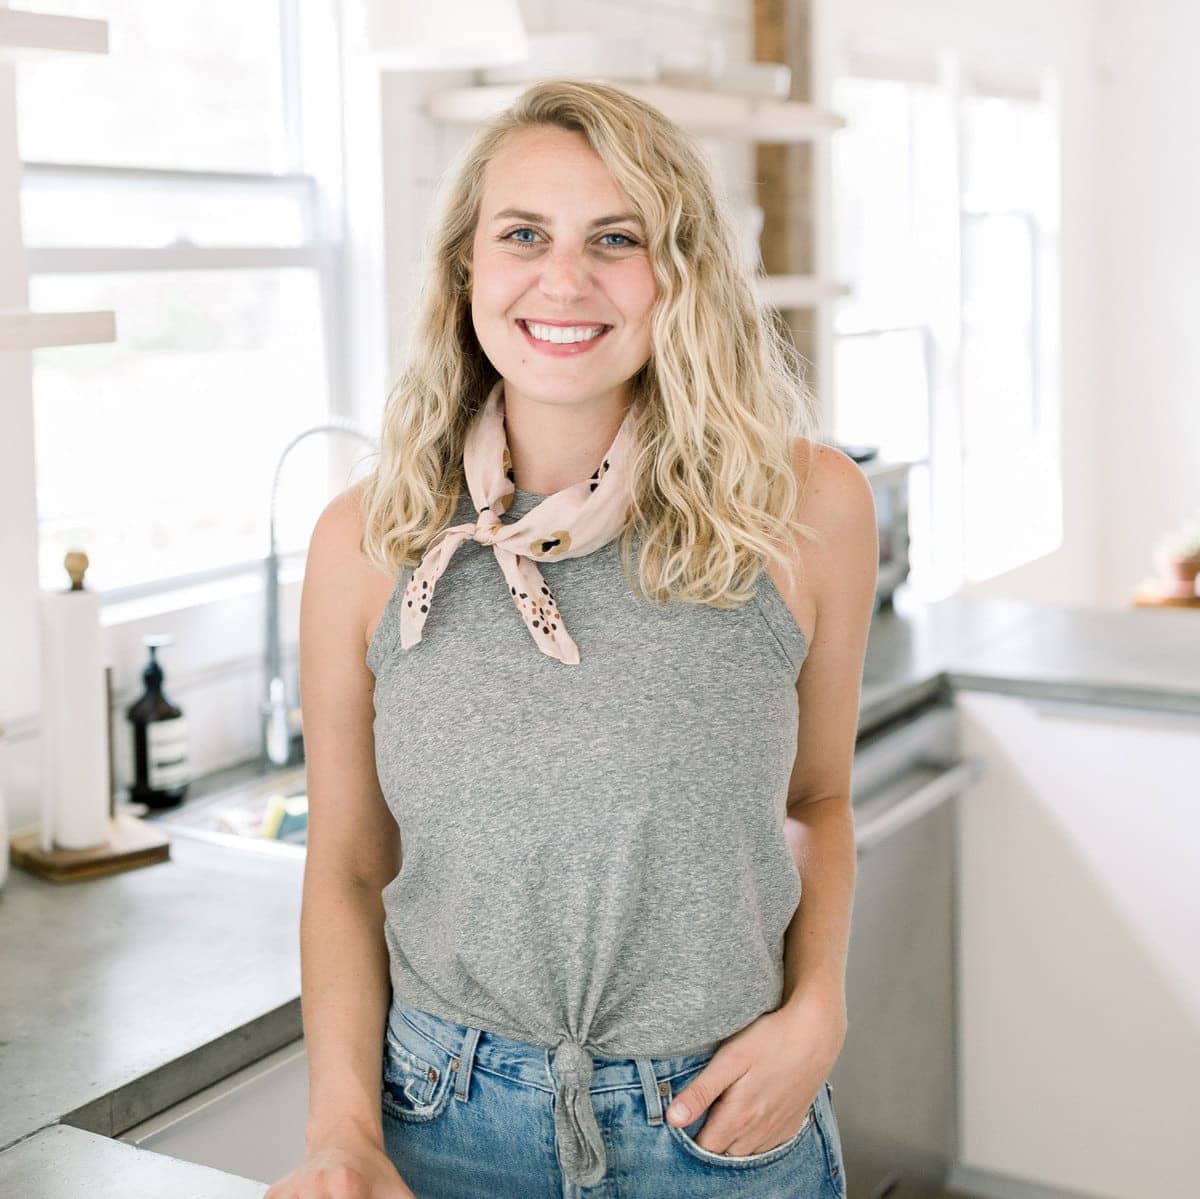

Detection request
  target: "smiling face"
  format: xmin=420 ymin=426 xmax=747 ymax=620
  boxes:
xmin=469 ymin=124 xmax=657 ymax=410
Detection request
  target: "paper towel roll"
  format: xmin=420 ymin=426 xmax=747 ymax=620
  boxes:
xmin=39 ymin=551 xmax=111 ymax=851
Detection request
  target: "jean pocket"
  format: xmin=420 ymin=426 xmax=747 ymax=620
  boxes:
xmin=380 ymin=1006 xmax=456 ymax=1124
xmin=662 ymin=1063 xmax=818 ymax=1170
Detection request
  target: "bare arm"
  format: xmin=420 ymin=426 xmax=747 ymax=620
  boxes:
xmin=298 ymin=481 xmax=402 ymax=1153
xmin=779 ymin=443 xmax=877 ymax=1029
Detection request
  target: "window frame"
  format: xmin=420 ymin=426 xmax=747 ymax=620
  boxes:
xmin=19 ymin=0 xmax=354 ymax=609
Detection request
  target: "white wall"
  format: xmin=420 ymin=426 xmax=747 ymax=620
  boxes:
xmin=0 ymin=49 xmax=45 ymax=839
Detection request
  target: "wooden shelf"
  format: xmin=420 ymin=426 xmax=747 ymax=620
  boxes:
xmin=754 ymin=275 xmax=850 ymax=308
xmin=426 ymin=80 xmax=844 ymax=141
xmin=0 ymin=309 xmax=116 ymax=351
xmin=0 ymin=9 xmax=108 ymax=58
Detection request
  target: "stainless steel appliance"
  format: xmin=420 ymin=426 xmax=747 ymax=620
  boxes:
xmin=829 ymin=696 xmax=985 ymax=1199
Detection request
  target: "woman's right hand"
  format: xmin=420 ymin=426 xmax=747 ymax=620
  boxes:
xmin=264 ymin=1134 xmax=416 ymax=1199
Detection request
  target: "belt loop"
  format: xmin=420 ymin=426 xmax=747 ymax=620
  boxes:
xmin=453 ymin=1024 xmax=482 ymax=1101
xmin=635 ymin=1056 xmax=668 ymax=1124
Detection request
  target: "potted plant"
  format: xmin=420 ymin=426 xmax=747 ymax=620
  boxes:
xmin=1153 ymin=515 xmax=1200 ymax=597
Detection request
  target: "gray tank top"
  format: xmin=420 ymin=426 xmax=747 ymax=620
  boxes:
xmin=366 ymin=484 xmax=810 ymax=1185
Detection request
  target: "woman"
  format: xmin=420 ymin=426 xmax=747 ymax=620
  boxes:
xmin=271 ymin=80 xmax=875 ymax=1199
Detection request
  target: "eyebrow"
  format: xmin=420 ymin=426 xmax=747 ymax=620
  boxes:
xmin=489 ymin=207 xmax=644 ymax=228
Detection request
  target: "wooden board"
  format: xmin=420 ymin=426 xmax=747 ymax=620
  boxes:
xmin=10 ymin=812 xmax=171 ymax=883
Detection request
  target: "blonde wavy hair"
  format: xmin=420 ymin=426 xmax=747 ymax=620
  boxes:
xmin=360 ymin=78 xmax=821 ymax=607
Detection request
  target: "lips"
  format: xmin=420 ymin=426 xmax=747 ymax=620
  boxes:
xmin=515 ymin=317 xmax=613 ymax=355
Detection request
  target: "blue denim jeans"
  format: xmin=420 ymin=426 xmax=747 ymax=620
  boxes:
xmin=380 ymin=992 xmax=847 ymax=1198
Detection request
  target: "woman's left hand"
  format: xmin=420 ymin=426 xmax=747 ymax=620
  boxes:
xmin=664 ymin=986 xmax=847 ymax=1156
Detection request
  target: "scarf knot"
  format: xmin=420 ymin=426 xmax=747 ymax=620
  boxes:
xmin=470 ymin=509 xmax=504 ymax=546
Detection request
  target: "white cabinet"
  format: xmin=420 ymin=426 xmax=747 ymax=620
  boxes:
xmin=953 ymin=690 xmax=1200 ymax=1199
xmin=118 ymin=1038 xmax=309 ymax=1186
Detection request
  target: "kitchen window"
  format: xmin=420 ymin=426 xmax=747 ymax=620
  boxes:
xmin=16 ymin=0 xmax=351 ymax=597
xmin=830 ymin=57 xmax=1062 ymax=600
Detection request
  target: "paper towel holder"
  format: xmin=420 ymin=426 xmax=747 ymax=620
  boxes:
xmin=19 ymin=550 xmax=172 ymax=881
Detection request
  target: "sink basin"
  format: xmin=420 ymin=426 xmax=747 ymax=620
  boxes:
xmin=146 ymin=761 xmax=308 ymax=857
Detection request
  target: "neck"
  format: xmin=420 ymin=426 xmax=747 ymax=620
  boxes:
xmin=501 ymin=379 xmax=632 ymax=495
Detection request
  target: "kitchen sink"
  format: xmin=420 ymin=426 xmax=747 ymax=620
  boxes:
xmin=142 ymin=760 xmax=308 ymax=857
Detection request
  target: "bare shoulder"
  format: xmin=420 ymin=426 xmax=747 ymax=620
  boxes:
xmin=308 ymin=479 xmax=375 ymax=581
xmin=794 ymin=438 xmax=878 ymax=632
xmin=306 ymin=479 xmax=397 ymax=656
xmin=765 ymin=438 xmax=878 ymax=646
xmin=792 ymin=438 xmax=877 ymax=545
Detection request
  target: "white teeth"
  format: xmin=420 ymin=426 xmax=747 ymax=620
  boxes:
xmin=523 ymin=321 xmax=606 ymax=344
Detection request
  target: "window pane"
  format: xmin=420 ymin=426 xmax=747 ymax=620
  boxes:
xmin=963 ymin=213 xmax=1034 ymax=330
xmin=21 ymin=173 xmax=309 ymax=248
xmin=831 ymin=78 xmax=917 ymax=327
xmin=30 ymin=269 xmax=333 ymax=592
xmin=963 ymin=95 xmax=1054 ymax=215
xmin=831 ymin=76 xmax=956 ymax=333
xmin=16 ymin=0 xmax=287 ymax=173
xmin=962 ymin=327 xmax=1035 ymax=453
xmin=832 ymin=329 xmax=930 ymax=464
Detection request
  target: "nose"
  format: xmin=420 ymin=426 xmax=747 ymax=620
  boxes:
xmin=537 ymin=243 xmax=591 ymax=303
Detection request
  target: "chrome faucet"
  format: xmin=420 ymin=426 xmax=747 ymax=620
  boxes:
xmin=262 ymin=418 xmax=379 ymax=766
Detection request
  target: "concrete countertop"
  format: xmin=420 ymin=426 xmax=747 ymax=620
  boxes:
xmin=0 ymin=835 xmax=302 ymax=1197
xmin=0 ymin=1126 xmax=266 ymax=1199
xmin=859 ymin=592 xmax=1200 ymax=733
xmin=2 ymin=591 xmax=1197 ymax=1196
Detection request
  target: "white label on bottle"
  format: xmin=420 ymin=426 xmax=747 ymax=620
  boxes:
xmin=147 ymin=716 xmax=190 ymax=789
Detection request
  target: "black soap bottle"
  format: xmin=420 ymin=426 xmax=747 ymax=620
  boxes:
xmin=126 ymin=634 xmax=189 ymax=809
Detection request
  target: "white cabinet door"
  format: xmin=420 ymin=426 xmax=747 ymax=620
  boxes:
xmin=119 ymin=1038 xmax=309 ymax=1186
xmin=954 ymin=691 xmax=1200 ymax=1199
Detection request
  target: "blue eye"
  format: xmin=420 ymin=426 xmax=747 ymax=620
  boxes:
xmin=499 ymin=228 xmax=638 ymax=248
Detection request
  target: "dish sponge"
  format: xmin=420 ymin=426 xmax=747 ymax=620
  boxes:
xmin=260 ymin=793 xmax=308 ymax=841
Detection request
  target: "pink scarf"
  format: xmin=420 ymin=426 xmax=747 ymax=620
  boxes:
xmin=398 ymin=379 xmax=637 ymax=665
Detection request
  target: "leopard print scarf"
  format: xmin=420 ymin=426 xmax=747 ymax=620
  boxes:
xmin=398 ymin=378 xmax=637 ymax=664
